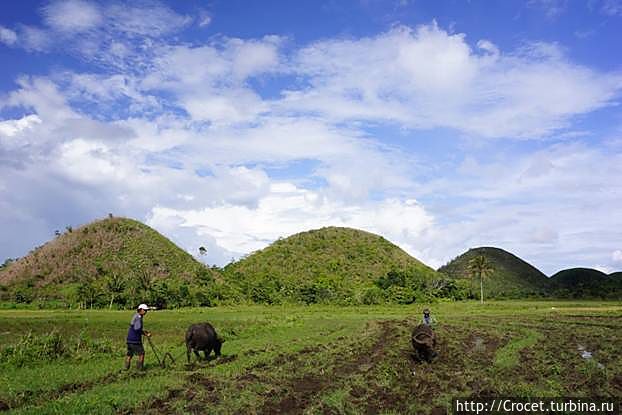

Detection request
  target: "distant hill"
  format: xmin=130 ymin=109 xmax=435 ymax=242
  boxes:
xmin=437 ymin=247 xmax=549 ymax=298
xmin=224 ymin=226 xmax=441 ymax=304
xmin=0 ymin=217 xmax=220 ymax=307
xmin=549 ymin=268 xmax=622 ymax=299
xmin=4 ymin=217 xmax=619 ymax=307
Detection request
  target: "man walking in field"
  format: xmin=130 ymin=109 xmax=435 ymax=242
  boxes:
xmin=124 ymin=303 xmax=151 ymax=370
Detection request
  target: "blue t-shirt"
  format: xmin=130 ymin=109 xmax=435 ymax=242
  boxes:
xmin=126 ymin=313 xmax=143 ymax=344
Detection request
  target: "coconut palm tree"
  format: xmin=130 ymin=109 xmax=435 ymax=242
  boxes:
xmin=468 ymin=254 xmax=494 ymax=304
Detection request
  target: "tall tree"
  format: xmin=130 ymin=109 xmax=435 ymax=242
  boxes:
xmin=106 ymin=273 xmax=126 ymax=309
xmin=468 ymin=255 xmax=495 ymax=304
xmin=77 ymin=282 xmax=99 ymax=309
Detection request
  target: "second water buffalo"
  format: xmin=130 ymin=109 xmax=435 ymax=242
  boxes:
xmin=185 ymin=322 xmax=223 ymax=363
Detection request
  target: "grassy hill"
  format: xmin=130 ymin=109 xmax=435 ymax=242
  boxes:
xmin=549 ymin=268 xmax=622 ymax=299
xmin=223 ymin=226 xmax=443 ymax=304
xmin=0 ymin=217 xmax=220 ymax=308
xmin=437 ymin=247 xmax=550 ymax=298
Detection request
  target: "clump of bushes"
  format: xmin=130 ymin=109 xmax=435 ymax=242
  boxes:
xmin=0 ymin=329 xmax=115 ymax=367
xmin=1 ymin=331 xmax=66 ymax=367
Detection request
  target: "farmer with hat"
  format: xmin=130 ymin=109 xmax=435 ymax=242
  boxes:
xmin=422 ymin=308 xmax=437 ymax=327
xmin=124 ymin=303 xmax=151 ymax=370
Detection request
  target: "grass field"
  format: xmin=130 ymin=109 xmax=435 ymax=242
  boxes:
xmin=1 ymin=301 xmax=621 ymax=414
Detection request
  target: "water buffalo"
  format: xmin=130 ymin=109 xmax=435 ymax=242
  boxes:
xmin=185 ymin=322 xmax=223 ymax=363
xmin=411 ymin=324 xmax=437 ymax=362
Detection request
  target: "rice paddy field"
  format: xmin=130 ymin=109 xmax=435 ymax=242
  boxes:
xmin=0 ymin=301 xmax=621 ymax=414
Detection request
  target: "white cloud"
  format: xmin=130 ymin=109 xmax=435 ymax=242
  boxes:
xmin=106 ymin=2 xmax=191 ymax=37
xmin=181 ymin=88 xmax=268 ymax=124
xmin=42 ymin=0 xmax=102 ymax=33
xmin=54 ymin=139 xmax=132 ymax=185
xmin=528 ymin=0 xmax=568 ymax=18
xmin=0 ymin=115 xmax=42 ymax=138
xmin=0 ymin=26 xmax=18 ymax=45
xmin=198 ymin=11 xmax=212 ymax=28
xmin=612 ymin=250 xmax=622 ymax=263
xmin=1 ymin=17 xmax=621 ymax=278
xmin=285 ymin=23 xmax=622 ymax=138
xmin=141 ymin=37 xmax=282 ymax=123
xmin=6 ymin=76 xmax=77 ymax=123
xmin=19 ymin=25 xmax=52 ymax=51
xmin=147 ymin=184 xmax=434 ymax=265
xmin=417 ymin=141 xmax=622 ymax=274
xmin=527 ymin=227 xmax=559 ymax=244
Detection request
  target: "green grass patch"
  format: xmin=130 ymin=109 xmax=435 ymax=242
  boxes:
xmin=493 ymin=328 xmax=542 ymax=369
xmin=0 ymin=301 xmax=620 ymax=413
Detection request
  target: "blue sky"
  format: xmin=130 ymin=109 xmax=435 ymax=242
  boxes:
xmin=1 ymin=0 xmax=621 ymax=275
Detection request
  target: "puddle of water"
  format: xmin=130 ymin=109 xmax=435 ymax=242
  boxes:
xmin=577 ymin=345 xmax=605 ymax=369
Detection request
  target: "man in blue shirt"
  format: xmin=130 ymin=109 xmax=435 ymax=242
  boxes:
xmin=124 ymin=303 xmax=151 ymax=370
xmin=422 ymin=308 xmax=437 ymax=327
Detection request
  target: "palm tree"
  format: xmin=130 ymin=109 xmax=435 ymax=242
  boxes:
xmin=106 ymin=273 xmax=126 ymax=309
xmin=468 ymin=254 xmax=494 ymax=304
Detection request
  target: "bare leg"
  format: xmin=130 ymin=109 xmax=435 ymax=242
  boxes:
xmin=124 ymin=355 xmax=132 ymax=370
xmin=137 ymin=353 xmax=145 ymax=370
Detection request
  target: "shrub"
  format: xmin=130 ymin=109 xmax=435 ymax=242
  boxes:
xmin=361 ymin=286 xmax=385 ymax=305
xmin=1 ymin=329 xmax=117 ymax=367
xmin=0 ymin=331 xmax=66 ymax=367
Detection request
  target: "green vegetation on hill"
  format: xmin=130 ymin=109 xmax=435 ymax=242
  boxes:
xmin=223 ymin=226 xmax=461 ymax=304
xmin=0 ymin=217 xmax=224 ymax=309
xmin=549 ymin=268 xmax=622 ymax=299
xmin=438 ymin=247 xmax=550 ymax=298
xmin=0 ymin=222 xmax=468 ymax=308
xmin=3 ymin=217 xmax=620 ymax=307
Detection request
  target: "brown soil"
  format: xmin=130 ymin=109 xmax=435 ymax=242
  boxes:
xmin=261 ymin=320 xmax=401 ymax=414
xmin=136 ymin=315 xmax=621 ymax=414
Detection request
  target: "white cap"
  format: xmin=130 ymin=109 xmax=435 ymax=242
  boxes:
xmin=137 ymin=303 xmax=150 ymax=310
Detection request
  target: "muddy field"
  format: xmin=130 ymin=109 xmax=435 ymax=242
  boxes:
xmin=0 ymin=301 xmax=621 ymax=414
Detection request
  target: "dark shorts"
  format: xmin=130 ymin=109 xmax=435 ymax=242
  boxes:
xmin=126 ymin=343 xmax=144 ymax=356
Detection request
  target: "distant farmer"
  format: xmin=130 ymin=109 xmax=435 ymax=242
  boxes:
xmin=124 ymin=303 xmax=151 ymax=370
xmin=422 ymin=308 xmax=437 ymax=327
